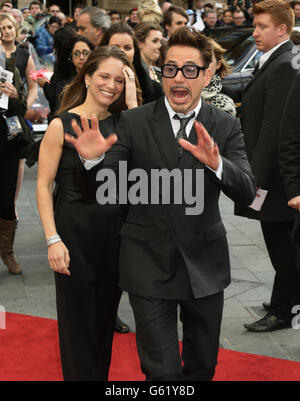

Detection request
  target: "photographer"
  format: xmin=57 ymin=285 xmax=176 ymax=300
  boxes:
xmin=227 ymin=0 xmax=254 ymax=24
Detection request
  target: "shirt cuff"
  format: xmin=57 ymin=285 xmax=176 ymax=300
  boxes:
xmin=206 ymin=156 xmax=223 ymax=180
xmin=80 ymin=154 xmax=105 ymax=170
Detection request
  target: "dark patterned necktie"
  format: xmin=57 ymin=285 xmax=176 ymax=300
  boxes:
xmin=173 ymin=112 xmax=195 ymax=156
xmin=252 ymin=62 xmax=260 ymax=77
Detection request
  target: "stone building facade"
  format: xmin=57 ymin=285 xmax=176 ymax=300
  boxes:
xmin=16 ymin=1 xmax=224 ymax=17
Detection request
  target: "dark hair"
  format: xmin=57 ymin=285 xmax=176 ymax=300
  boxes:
xmin=109 ymin=10 xmax=120 ymax=16
xmin=134 ymin=21 xmax=163 ymax=43
xmin=100 ymin=21 xmax=135 ymax=46
xmin=163 ymin=6 xmax=188 ymax=28
xmin=53 ymin=27 xmax=76 ymax=59
xmin=162 ymin=27 xmax=213 ymax=69
xmin=129 ymin=8 xmax=138 ymax=14
xmin=49 ymin=3 xmax=60 ymax=11
xmin=48 ymin=15 xmax=61 ymax=26
xmin=58 ymin=46 xmax=142 ymax=114
xmin=56 ymin=35 xmax=95 ymax=81
xmin=204 ymin=2 xmax=214 ymax=9
xmin=29 ymin=0 xmax=42 ymax=10
xmin=100 ymin=22 xmax=143 ymax=105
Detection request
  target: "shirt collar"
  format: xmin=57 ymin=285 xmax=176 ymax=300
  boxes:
xmin=164 ymin=96 xmax=202 ymax=121
xmin=259 ymin=40 xmax=289 ymax=69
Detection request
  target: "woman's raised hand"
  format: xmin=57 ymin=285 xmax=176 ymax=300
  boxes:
xmin=65 ymin=114 xmax=117 ymax=160
xmin=123 ymin=65 xmax=138 ymax=109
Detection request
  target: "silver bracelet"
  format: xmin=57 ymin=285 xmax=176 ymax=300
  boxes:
xmin=46 ymin=235 xmax=62 ymax=247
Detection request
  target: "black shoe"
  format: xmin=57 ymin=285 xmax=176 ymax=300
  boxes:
xmin=244 ymin=313 xmax=291 ymax=333
xmin=114 ymin=315 xmax=129 ymax=333
xmin=262 ymin=302 xmax=271 ymax=312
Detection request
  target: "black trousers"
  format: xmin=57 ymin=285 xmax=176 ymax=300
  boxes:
xmin=261 ymin=220 xmax=300 ymax=320
xmin=55 ymin=272 xmax=121 ymax=381
xmin=129 ymin=291 xmax=224 ymax=381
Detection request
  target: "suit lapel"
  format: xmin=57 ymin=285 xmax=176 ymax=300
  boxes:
xmin=151 ymin=96 xmax=181 ymax=168
xmin=244 ymin=40 xmax=293 ymax=92
xmin=151 ymin=97 xmax=214 ymax=169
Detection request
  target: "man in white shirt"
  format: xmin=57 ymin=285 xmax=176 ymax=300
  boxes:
xmin=238 ymin=0 xmax=300 ymax=333
xmin=68 ymin=27 xmax=255 ymax=381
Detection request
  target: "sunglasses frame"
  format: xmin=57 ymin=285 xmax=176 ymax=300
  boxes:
xmin=72 ymin=50 xmax=91 ymax=58
xmin=161 ymin=64 xmax=206 ymax=79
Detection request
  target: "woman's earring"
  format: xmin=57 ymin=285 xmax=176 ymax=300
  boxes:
xmin=85 ymin=83 xmax=89 ymax=89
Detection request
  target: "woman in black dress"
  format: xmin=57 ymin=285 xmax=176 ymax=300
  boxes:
xmin=36 ymin=46 xmax=140 ymax=381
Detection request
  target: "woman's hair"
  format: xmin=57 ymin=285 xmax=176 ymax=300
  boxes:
xmin=58 ymin=46 xmax=142 ymax=114
xmin=100 ymin=21 xmax=135 ymax=47
xmin=53 ymin=26 xmax=76 ymax=61
xmin=134 ymin=21 xmax=163 ymax=44
xmin=55 ymin=35 xmax=95 ymax=81
xmin=48 ymin=15 xmax=61 ymax=27
xmin=99 ymin=22 xmax=143 ymax=106
xmin=0 ymin=12 xmax=19 ymax=37
xmin=206 ymin=37 xmax=231 ymax=79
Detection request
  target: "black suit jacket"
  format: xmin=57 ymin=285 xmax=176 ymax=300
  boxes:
xmin=238 ymin=40 xmax=298 ymax=222
xmin=279 ymin=71 xmax=300 ymax=242
xmin=100 ymin=97 xmax=255 ymax=300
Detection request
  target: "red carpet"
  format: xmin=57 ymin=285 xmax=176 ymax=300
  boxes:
xmin=1 ymin=312 xmax=300 ymax=381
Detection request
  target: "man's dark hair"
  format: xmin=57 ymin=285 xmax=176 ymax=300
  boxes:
xmin=129 ymin=7 xmax=138 ymax=14
xmin=29 ymin=0 xmax=42 ymax=9
xmin=163 ymin=6 xmax=188 ymax=28
xmin=109 ymin=10 xmax=120 ymax=17
xmin=292 ymin=1 xmax=300 ymax=8
xmin=204 ymin=2 xmax=214 ymax=9
xmin=162 ymin=27 xmax=213 ymax=69
xmin=203 ymin=9 xmax=217 ymax=18
xmin=49 ymin=4 xmax=61 ymax=11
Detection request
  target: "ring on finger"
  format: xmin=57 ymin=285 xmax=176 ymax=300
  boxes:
xmin=129 ymin=77 xmax=135 ymax=82
xmin=207 ymin=139 xmax=214 ymax=149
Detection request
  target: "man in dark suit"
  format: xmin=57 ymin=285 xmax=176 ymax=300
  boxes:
xmin=278 ymin=72 xmax=300 ymax=310
xmin=68 ymin=28 xmax=255 ymax=381
xmin=237 ymin=0 xmax=299 ymax=332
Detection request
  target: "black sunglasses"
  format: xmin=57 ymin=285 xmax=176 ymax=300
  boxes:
xmin=161 ymin=64 xmax=206 ymax=79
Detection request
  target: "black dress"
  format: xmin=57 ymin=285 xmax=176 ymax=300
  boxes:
xmin=53 ymin=112 xmax=122 ymax=381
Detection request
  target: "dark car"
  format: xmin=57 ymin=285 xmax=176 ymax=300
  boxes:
xmin=210 ymin=25 xmax=300 ymax=104
xmin=210 ymin=27 xmax=260 ymax=103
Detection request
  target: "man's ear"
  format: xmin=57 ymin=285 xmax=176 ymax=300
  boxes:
xmin=203 ymin=66 xmax=213 ymax=87
xmin=278 ymin=23 xmax=288 ymax=38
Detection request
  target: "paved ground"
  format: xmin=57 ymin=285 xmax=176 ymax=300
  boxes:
xmin=1 ymin=163 xmax=300 ymax=364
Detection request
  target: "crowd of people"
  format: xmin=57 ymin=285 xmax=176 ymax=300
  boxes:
xmin=0 ymin=0 xmax=300 ymax=382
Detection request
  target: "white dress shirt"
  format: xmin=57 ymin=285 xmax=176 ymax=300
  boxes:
xmin=258 ymin=40 xmax=289 ymax=69
xmin=164 ymin=97 xmax=223 ymax=179
xmin=83 ymin=97 xmax=223 ymax=179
